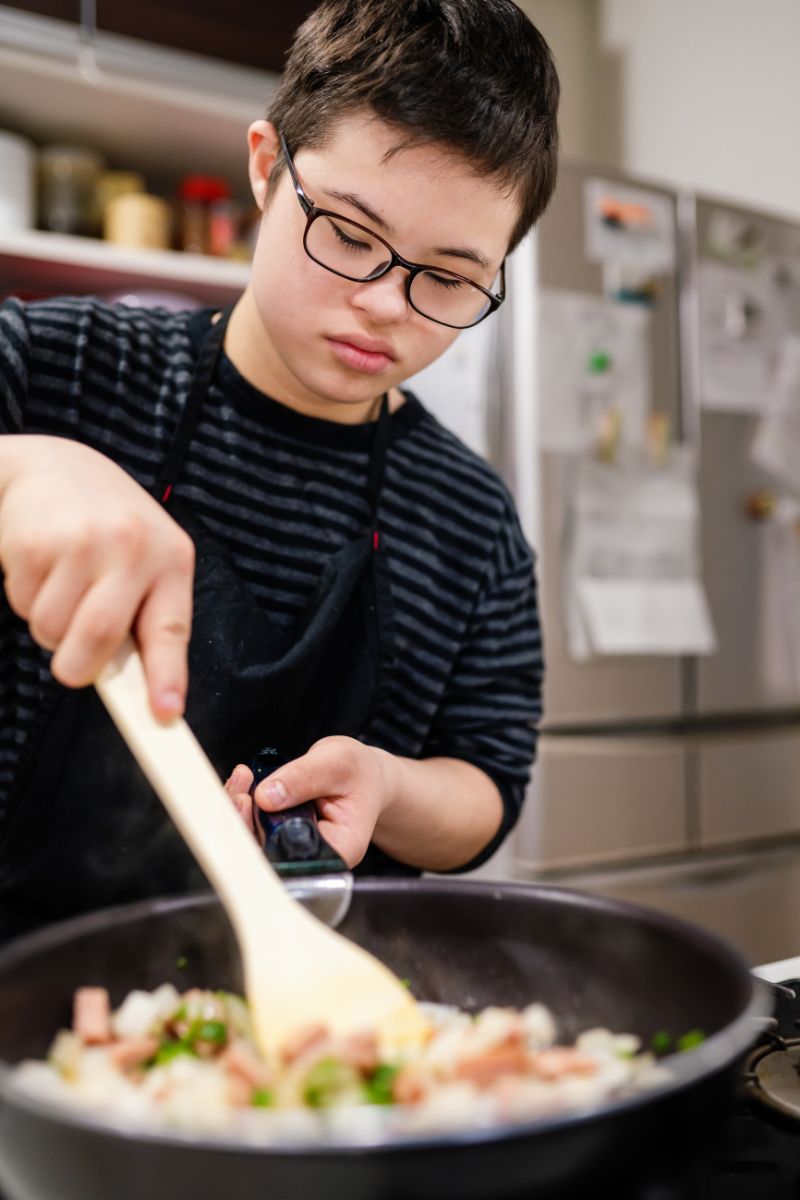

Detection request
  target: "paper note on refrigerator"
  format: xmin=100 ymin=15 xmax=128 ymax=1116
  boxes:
xmin=759 ymin=518 xmax=800 ymax=695
xmin=698 ymin=260 xmax=774 ymax=413
xmin=576 ymin=580 xmax=716 ymax=656
xmin=751 ymin=335 xmax=800 ymax=491
xmin=538 ymin=289 xmax=652 ymax=452
xmin=584 ymin=178 xmax=676 ymax=275
xmin=565 ymin=447 xmax=716 ymax=659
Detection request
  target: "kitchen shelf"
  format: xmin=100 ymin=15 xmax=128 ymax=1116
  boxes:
xmin=0 ymin=7 xmax=275 ymax=194
xmin=0 ymin=229 xmax=251 ymax=305
xmin=0 ymin=6 xmax=271 ymax=306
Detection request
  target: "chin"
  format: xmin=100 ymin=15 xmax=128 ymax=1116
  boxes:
xmin=302 ymin=367 xmax=397 ymax=407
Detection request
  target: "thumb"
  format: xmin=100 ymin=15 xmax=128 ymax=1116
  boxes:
xmin=316 ymin=818 xmax=364 ymax=870
xmin=252 ymin=742 xmax=341 ymax=812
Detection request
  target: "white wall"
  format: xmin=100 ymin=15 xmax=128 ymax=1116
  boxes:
xmin=515 ymin=0 xmax=616 ymax=165
xmin=601 ymin=0 xmax=800 ymax=220
xmin=520 ymin=0 xmax=800 ymax=222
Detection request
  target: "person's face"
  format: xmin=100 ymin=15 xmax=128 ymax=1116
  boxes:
xmin=246 ymin=110 xmax=520 ymax=410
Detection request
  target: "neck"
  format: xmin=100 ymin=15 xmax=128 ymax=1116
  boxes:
xmin=223 ymin=288 xmax=390 ymax=425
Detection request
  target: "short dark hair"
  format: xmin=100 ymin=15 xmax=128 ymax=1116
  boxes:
xmin=267 ymin=0 xmax=560 ymax=251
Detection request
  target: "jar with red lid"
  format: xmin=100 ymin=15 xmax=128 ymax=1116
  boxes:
xmin=178 ymin=174 xmax=233 ymax=256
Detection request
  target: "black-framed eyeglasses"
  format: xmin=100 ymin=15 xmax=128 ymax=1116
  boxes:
xmin=279 ymin=133 xmax=505 ymax=330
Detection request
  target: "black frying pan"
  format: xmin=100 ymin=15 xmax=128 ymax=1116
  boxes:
xmin=0 ymin=880 xmax=769 ymax=1200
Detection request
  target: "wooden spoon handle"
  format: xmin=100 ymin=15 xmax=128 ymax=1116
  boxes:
xmin=94 ymin=637 xmax=286 ymax=919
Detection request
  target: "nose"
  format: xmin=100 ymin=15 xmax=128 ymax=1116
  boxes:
xmin=349 ymin=266 xmax=411 ymax=324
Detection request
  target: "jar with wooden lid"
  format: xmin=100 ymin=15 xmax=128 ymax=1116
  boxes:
xmin=104 ymin=193 xmax=172 ymax=250
xmin=95 ymin=171 xmax=145 ymax=227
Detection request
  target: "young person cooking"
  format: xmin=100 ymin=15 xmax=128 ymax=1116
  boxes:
xmin=0 ymin=0 xmax=559 ymax=941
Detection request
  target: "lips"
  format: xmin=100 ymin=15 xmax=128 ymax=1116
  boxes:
xmin=326 ymin=334 xmax=396 ymax=375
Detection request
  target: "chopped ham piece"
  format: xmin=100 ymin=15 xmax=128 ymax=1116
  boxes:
xmin=529 ymin=1048 xmax=598 ymax=1080
xmin=281 ymin=1024 xmax=329 ymax=1065
xmin=73 ymin=987 xmax=112 ymax=1045
xmin=220 ymin=1039 xmax=273 ymax=1090
xmin=108 ymin=1036 xmax=159 ymax=1070
xmin=338 ymin=1031 xmax=380 ymax=1073
xmin=226 ymin=1074 xmax=255 ymax=1108
xmin=454 ymin=1043 xmax=530 ymax=1086
xmin=392 ymin=1064 xmax=428 ymax=1105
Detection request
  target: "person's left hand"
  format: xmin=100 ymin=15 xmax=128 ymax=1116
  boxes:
xmin=224 ymin=737 xmax=393 ymax=868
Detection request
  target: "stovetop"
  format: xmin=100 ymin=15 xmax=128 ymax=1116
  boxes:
xmin=632 ymin=977 xmax=800 ymax=1200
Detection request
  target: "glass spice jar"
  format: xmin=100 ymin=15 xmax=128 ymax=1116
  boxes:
xmin=38 ymin=144 xmax=105 ymax=236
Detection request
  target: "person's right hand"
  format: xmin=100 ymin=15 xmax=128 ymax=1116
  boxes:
xmin=0 ymin=435 xmax=195 ymax=718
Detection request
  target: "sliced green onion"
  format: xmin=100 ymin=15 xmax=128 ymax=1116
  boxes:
xmin=651 ymin=1031 xmax=673 ymax=1056
xmin=363 ymin=1063 xmax=400 ymax=1105
xmin=303 ymin=1057 xmax=353 ymax=1108
xmin=194 ymin=1019 xmax=228 ymax=1046
xmin=152 ymin=1040 xmax=196 ymax=1066
xmin=676 ymin=1029 xmax=706 ymax=1052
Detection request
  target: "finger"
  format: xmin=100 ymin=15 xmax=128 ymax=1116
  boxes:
xmin=135 ymin=566 xmax=194 ymax=720
xmin=50 ymin=571 xmax=148 ymax=689
xmin=1 ymin=545 xmax=51 ymax=622
xmin=26 ymin=553 xmax=97 ymax=651
xmin=230 ymin=792 xmax=256 ymax=836
xmin=224 ymin=764 xmax=254 ymax=795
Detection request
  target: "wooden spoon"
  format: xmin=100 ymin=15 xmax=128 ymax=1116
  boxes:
xmin=95 ymin=637 xmax=429 ymax=1061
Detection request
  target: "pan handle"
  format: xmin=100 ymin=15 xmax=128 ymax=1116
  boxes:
xmin=248 ymin=750 xmax=346 ymax=872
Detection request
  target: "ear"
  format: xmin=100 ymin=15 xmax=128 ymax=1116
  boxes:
xmin=247 ymin=120 xmax=281 ymax=211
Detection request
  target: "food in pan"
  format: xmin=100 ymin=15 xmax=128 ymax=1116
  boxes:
xmin=15 ymin=984 xmax=669 ymax=1137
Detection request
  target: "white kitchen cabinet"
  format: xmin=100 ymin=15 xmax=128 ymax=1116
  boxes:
xmin=697 ymin=728 xmax=800 ymax=847
xmin=515 ymin=734 xmax=689 ymax=872
xmin=545 ymin=841 xmax=800 ymax=967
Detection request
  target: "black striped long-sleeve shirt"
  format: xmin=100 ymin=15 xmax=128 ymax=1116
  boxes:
xmin=0 ymin=296 xmax=543 ymax=870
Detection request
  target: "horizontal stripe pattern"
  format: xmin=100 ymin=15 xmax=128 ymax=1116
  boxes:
xmin=0 ymin=296 xmax=543 ymax=865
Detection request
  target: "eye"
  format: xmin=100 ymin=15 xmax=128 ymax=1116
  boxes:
xmin=329 ymin=220 xmax=372 ymax=252
xmin=426 ymin=272 xmax=467 ymax=292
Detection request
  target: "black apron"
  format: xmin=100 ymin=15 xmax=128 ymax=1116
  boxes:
xmin=0 ymin=310 xmax=406 ymax=943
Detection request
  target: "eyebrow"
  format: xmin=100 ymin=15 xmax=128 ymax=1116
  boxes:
xmin=323 ymin=188 xmax=492 ymax=273
xmin=325 ymin=189 xmax=392 ymax=233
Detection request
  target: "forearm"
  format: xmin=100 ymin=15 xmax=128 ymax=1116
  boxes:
xmin=371 ymin=750 xmax=504 ymax=872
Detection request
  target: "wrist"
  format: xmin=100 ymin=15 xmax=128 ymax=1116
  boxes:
xmin=0 ymin=434 xmax=65 ymax=492
xmin=0 ymin=433 xmax=34 ymax=491
xmin=370 ymin=744 xmax=404 ymax=819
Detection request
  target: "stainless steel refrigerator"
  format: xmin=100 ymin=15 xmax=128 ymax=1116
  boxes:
xmin=414 ymin=163 xmax=800 ymax=964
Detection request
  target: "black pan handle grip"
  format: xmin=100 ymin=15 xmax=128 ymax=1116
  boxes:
xmin=248 ymin=750 xmax=321 ymax=864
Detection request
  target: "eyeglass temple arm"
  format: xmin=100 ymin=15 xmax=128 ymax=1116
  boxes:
xmin=279 ymin=132 xmax=314 ymax=215
xmin=496 ymin=260 xmax=507 ymax=302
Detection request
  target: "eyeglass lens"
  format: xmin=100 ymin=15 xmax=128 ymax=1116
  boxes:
xmin=306 ymin=213 xmax=492 ymax=328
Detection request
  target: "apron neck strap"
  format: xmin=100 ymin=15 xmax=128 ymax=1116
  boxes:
xmin=156 ymin=309 xmax=229 ymax=504
xmin=365 ymin=393 xmax=391 ymax=519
